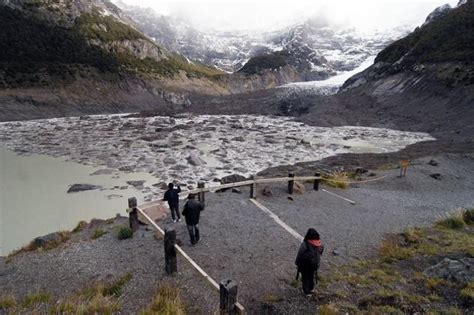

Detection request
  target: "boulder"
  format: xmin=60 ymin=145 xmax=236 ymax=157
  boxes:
xmin=90 ymin=169 xmax=115 ymax=176
xmin=163 ymin=157 xmax=176 ymax=165
xmin=186 ymin=153 xmax=205 ymax=166
xmin=220 ymin=174 xmax=247 ymax=185
xmin=126 ymin=180 xmax=146 ymax=189
xmin=232 ymin=136 xmax=245 ymax=142
xmin=428 ymin=159 xmax=439 ymax=166
xmin=33 ymin=233 xmax=62 ymax=248
xmin=67 ymin=184 xmax=102 ymax=193
xmin=430 ymin=173 xmax=442 ymax=180
xmin=293 ymin=181 xmax=306 ymax=194
xmin=424 ymin=257 xmax=474 ymax=285
xmin=262 ymin=186 xmax=273 ymax=197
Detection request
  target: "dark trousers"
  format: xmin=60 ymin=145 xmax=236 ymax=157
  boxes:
xmin=187 ymin=224 xmax=200 ymax=244
xmin=168 ymin=202 xmax=180 ymax=220
xmin=301 ymin=268 xmax=317 ymax=294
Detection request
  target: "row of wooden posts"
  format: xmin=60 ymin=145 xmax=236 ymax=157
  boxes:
xmin=127 ymin=172 xmax=322 ymax=314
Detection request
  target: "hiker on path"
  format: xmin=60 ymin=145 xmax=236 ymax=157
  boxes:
xmin=163 ymin=183 xmax=181 ymax=222
xmin=295 ymin=228 xmax=324 ymax=295
xmin=182 ymin=193 xmax=204 ymax=245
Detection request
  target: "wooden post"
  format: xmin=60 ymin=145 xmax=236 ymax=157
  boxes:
xmin=128 ymin=197 xmax=139 ymax=232
xmin=314 ymin=172 xmax=320 ymax=191
xmin=164 ymin=228 xmax=177 ymax=275
xmin=220 ymin=279 xmax=238 ymax=315
xmin=198 ymin=182 xmax=205 ymax=205
xmin=250 ymin=175 xmax=257 ymax=199
xmin=288 ymin=172 xmax=295 ymax=195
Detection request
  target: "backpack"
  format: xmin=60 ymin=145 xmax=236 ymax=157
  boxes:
xmin=300 ymin=242 xmax=320 ymax=269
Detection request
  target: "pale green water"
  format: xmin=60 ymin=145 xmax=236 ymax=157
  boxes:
xmin=0 ymin=147 xmax=159 ymax=256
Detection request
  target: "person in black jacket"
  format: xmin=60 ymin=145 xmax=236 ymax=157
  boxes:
xmin=163 ymin=183 xmax=181 ymax=222
xmin=295 ymin=228 xmax=324 ymax=295
xmin=182 ymin=193 xmax=204 ymax=245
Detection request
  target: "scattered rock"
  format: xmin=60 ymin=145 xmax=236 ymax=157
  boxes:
xmin=106 ymin=194 xmax=123 ymax=199
xmin=262 ymin=186 xmax=273 ymax=197
xmin=126 ymin=180 xmax=146 ymax=188
xmin=428 ymin=159 xmax=439 ymax=166
xmin=424 ymin=257 xmax=474 ymax=285
xmin=220 ymin=174 xmax=247 ymax=185
xmin=163 ymin=157 xmax=176 ymax=164
xmin=231 ymin=188 xmax=242 ymax=194
xmin=430 ymin=173 xmax=442 ymax=180
xmin=187 ymin=153 xmax=205 ymax=166
xmin=232 ymin=136 xmax=245 ymax=142
xmin=153 ymin=182 xmax=169 ymax=190
xmin=90 ymin=169 xmax=115 ymax=176
xmin=67 ymin=184 xmax=102 ymax=193
xmin=118 ymin=165 xmax=134 ymax=172
xmin=287 ymin=196 xmax=294 ymax=201
xmin=354 ymin=167 xmax=368 ymax=175
xmin=293 ymin=181 xmax=306 ymax=194
xmin=233 ymin=167 xmax=248 ymax=173
xmin=33 ymin=233 xmax=62 ymax=248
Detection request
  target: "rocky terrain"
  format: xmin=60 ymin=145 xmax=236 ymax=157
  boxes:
xmin=0 ymin=113 xmax=433 ymax=196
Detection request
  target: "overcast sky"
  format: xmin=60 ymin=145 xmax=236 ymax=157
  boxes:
xmin=118 ymin=0 xmax=460 ymax=32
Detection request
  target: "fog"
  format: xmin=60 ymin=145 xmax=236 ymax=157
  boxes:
xmin=117 ymin=0 xmax=460 ymax=32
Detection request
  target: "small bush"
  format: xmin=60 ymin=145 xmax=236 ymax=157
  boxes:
xmin=0 ymin=295 xmax=16 ymax=310
xmin=73 ymin=220 xmax=88 ymax=233
xmin=463 ymin=208 xmax=474 ymax=225
xmin=319 ymin=303 xmax=338 ymax=315
xmin=322 ymin=170 xmax=349 ymax=189
xmin=22 ymin=291 xmax=52 ymax=308
xmin=117 ymin=226 xmax=133 ymax=240
xmin=92 ymin=228 xmax=107 ymax=239
xmin=379 ymin=239 xmax=413 ymax=263
xmin=436 ymin=211 xmax=466 ymax=230
xmin=460 ymin=282 xmax=474 ymax=302
xmin=141 ymin=284 xmax=185 ymax=315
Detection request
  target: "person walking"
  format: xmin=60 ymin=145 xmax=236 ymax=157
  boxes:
xmin=182 ymin=193 xmax=204 ymax=245
xmin=163 ymin=183 xmax=181 ymax=222
xmin=295 ymin=228 xmax=324 ymax=295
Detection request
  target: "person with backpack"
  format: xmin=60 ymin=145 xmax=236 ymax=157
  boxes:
xmin=182 ymin=193 xmax=204 ymax=245
xmin=163 ymin=182 xmax=181 ymax=222
xmin=295 ymin=228 xmax=324 ymax=295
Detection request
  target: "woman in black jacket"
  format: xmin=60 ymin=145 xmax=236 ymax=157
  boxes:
xmin=295 ymin=228 xmax=324 ymax=295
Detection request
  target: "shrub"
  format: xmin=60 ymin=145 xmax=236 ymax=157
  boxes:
xmin=141 ymin=284 xmax=185 ymax=315
xmin=436 ymin=211 xmax=466 ymax=230
xmin=117 ymin=226 xmax=133 ymax=240
xmin=379 ymin=238 xmax=413 ymax=263
xmin=322 ymin=170 xmax=349 ymax=189
xmin=92 ymin=228 xmax=107 ymax=239
xmin=460 ymin=282 xmax=474 ymax=302
xmin=73 ymin=220 xmax=88 ymax=233
xmin=22 ymin=291 xmax=52 ymax=308
xmin=319 ymin=303 xmax=338 ymax=315
xmin=463 ymin=208 xmax=474 ymax=225
xmin=0 ymin=295 xmax=16 ymax=310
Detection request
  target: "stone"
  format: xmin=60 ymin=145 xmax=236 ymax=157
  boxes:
xmin=67 ymin=184 xmax=102 ymax=193
xmin=424 ymin=258 xmax=474 ymax=285
xmin=220 ymin=174 xmax=247 ymax=184
xmin=428 ymin=159 xmax=439 ymax=166
xmin=232 ymin=136 xmax=245 ymax=142
xmin=90 ymin=219 xmax=106 ymax=228
xmin=233 ymin=167 xmax=248 ymax=173
xmin=171 ymin=164 xmax=188 ymax=171
xmin=33 ymin=233 xmax=62 ymax=248
xmin=126 ymin=180 xmax=146 ymax=188
xmin=163 ymin=157 xmax=176 ymax=164
xmin=231 ymin=188 xmax=242 ymax=194
xmin=262 ymin=186 xmax=273 ymax=197
xmin=153 ymin=182 xmax=169 ymax=190
xmin=430 ymin=173 xmax=442 ymax=180
xmin=293 ymin=181 xmax=306 ymax=194
xmin=354 ymin=167 xmax=368 ymax=175
xmin=90 ymin=169 xmax=115 ymax=176
xmin=118 ymin=165 xmax=134 ymax=172
xmin=186 ymin=153 xmax=204 ymax=166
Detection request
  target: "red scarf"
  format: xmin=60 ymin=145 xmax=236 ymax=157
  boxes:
xmin=308 ymin=239 xmax=321 ymax=247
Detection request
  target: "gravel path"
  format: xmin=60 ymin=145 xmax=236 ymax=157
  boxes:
xmin=1 ymin=154 xmax=473 ymax=314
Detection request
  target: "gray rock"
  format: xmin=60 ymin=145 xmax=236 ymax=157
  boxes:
xmin=187 ymin=153 xmax=205 ymax=166
xmin=262 ymin=186 xmax=273 ymax=197
xmin=126 ymin=180 xmax=146 ymax=188
xmin=428 ymin=159 xmax=439 ymax=166
xmin=67 ymin=184 xmax=102 ymax=193
xmin=232 ymin=136 xmax=245 ymax=142
xmin=33 ymin=233 xmax=62 ymax=248
xmin=163 ymin=157 xmax=177 ymax=164
xmin=424 ymin=257 xmax=474 ymax=285
xmin=231 ymin=188 xmax=243 ymax=194
xmin=118 ymin=165 xmax=134 ymax=172
xmin=233 ymin=167 xmax=248 ymax=173
xmin=220 ymin=174 xmax=247 ymax=184
xmin=90 ymin=169 xmax=115 ymax=176
xmin=430 ymin=173 xmax=442 ymax=180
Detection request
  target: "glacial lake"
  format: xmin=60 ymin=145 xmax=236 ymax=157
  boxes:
xmin=0 ymin=114 xmax=435 ymax=255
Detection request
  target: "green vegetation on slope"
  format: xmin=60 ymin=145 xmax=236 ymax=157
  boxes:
xmin=376 ymin=0 xmax=474 ymax=67
xmin=238 ymin=50 xmax=290 ymax=75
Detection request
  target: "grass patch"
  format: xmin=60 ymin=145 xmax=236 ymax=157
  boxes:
xmin=262 ymin=293 xmax=284 ymax=304
xmin=460 ymin=282 xmax=474 ymax=302
xmin=140 ymin=283 xmax=185 ymax=315
xmin=379 ymin=238 xmax=413 ymax=263
xmin=117 ymin=226 xmax=133 ymax=240
xmin=322 ymin=170 xmax=349 ymax=189
xmin=463 ymin=208 xmax=474 ymax=225
xmin=83 ymin=272 xmax=133 ymax=299
xmin=72 ymin=220 xmax=88 ymax=233
xmin=0 ymin=295 xmax=17 ymax=310
xmin=22 ymin=291 xmax=52 ymax=308
xmin=52 ymin=290 xmax=121 ymax=314
xmin=436 ymin=212 xmax=466 ymax=230
xmin=92 ymin=228 xmax=107 ymax=239
xmin=319 ymin=303 xmax=338 ymax=315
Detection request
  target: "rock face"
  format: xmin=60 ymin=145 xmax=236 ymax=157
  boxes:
xmin=424 ymin=257 xmax=474 ymax=285
xmin=67 ymin=184 xmax=102 ymax=193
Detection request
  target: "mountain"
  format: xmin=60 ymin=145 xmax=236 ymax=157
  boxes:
xmin=116 ymin=1 xmax=408 ymax=86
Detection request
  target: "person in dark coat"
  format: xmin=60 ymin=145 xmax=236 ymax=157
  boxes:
xmin=295 ymin=228 xmax=324 ymax=295
xmin=182 ymin=193 xmax=204 ymax=245
xmin=163 ymin=183 xmax=181 ymax=222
